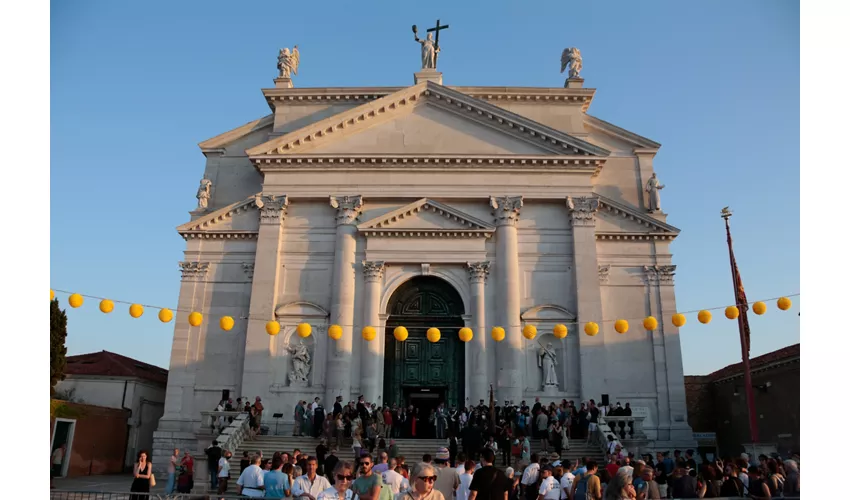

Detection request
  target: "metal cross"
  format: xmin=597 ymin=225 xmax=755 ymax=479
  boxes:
xmin=426 ymin=19 xmax=449 ymax=66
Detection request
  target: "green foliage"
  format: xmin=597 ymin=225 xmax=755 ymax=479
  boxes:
xmin=50 ymin=399 xmax=85 ymax=419
xmin=50 ymin=299 xmax=68 ymax=394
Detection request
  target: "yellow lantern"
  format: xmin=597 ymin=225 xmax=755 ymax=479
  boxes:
xmin=296 ymin=323 xmax=312 ymax=338
xmin=220 ymin=316 xmax=234 ymax=331
xmin=458 ymin=327 xmax=473 ymax=342
xmin=584 ymin=322 xmax=599 ymax=336
xmin=491 ymin=326 xmax=506 ymax=342
xmin=189 ymin=312 xmax=203 ymax=327
xmin=553 ymin=324 xmax=568 ymax=339
xmin=69 ymin=293 xmax=84 ymax=308
xmin=362 ymin=326 xmax=377 ymax=341
xmin=752 ymin=301 xmax=767 ymax=315
xmin=777 ymin=297 xmax=792 ymax=311
xmin=698 ymin=310 xmax=712 ymax=324
xmin=725 ymin=306 xmax=740 ymax=320
xmin=50 ymin=289 xmax=55 ymax=301
xmin=393 ymin=326 xmax=409 ymax=342
xmin=643 ymin=316 xmax=658 ymax=331
xmin=672 ymin=313 xmax=686 ymax=327
xmin=427 ymin=327 xmax=441 ymax=343
xmin=522 ymin=324 xmax=537 ymax=340
xmin=158 ymin=308 xmax=174 ymax=323
xmin=266 ymin=321 xmax=281 ymax=336
xmin=328 ymin=324 xmax=343 ymax=340
xmin=129 ymin=304 xmax=144 ymax=318
xmin=99 ymin=299 xmax=115 ymax=313
xmin=614 ymin=319 xmax=629 ymax=334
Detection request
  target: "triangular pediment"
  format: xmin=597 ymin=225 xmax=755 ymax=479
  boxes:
xmin=358 ymin=199 xmax=495 ymax=239
xmin=246 ymin=81 xmax=609 ymax=158
xmin=595 ymin=195 xmax=680 ymax=238
xmin=176 ymin=194 xmax=261 ymax=239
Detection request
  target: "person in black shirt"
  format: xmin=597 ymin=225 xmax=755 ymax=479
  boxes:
xmin=333 ymin=396 xmax=343 ymax=418
xmin=316 ymin=439 xmax=329 ymax=475
xmin=685 ymin=450 xmax=697 ymax=477
xmin=324 ymin=449 xmax=340 ymax=484
xmin=469 ymin=448 xmax=511 ymax=500
xmin=205 ymin=440 xmax=222 ymax=491
xmin=719 ymin=463 xmax=745 ymax=498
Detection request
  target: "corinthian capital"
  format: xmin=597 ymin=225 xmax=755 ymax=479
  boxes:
xmin=362 ymin=260 xmax=385 ymax=282
xmin=466 ymin=261 xmax=491 ymax=284
xmin=179 ymin=261 xmax=210 ymax=281
xmin=330 ymin=195 xmax=364 ymax=226
xmin=255 ymin=194 xmax=289 ymax=225
xmin=489 ymin=196 xmax=523 ymax=227
xmin=566 ymin=196 xmax=599 ymax=227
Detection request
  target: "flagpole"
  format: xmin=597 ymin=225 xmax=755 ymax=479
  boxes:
xmin=722 ymin=209 xmax=759 ymax=443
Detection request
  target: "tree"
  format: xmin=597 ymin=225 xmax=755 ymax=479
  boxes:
xmin=50 ymin=298 xmax=68 ymax=395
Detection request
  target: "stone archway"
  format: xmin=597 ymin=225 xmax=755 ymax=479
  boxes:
xmin=383 ymin=276 xmax=466 ymax=417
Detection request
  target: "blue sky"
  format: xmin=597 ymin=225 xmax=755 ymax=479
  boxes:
xmin=50 ymin=0 xmax=799 ymax=375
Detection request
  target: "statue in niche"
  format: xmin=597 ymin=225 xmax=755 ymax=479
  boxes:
xmin=196 ymin=177 xmax=212 ymax=210
xmin=645 ymin=172 xmax=665 ymax=213
xmin=538 ymin=342 xmax=559 ymax=389
xmin=287 ymin=341 xmax=311 ymax=385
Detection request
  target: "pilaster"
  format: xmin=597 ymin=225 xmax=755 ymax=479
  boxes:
xmin=566 ymin=195 xmax=606 ymax=401
xmin=361 ymin=260 xmax=385 ymax=405
xmin=489 ymin=196 xmax=523 ymax=404
xmin=326 ymin=195 xmax=363 ymax=404
xmin=240 ymin=194 xmax=289 ymax=399
xmin=466 ymin=261 xmax=491 ymax=404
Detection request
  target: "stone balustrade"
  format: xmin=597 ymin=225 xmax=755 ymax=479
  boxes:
xmin=599 ymin=414 xmax=648 ymax=441
xmin=199 ymin=410 xmax=245 ymax=434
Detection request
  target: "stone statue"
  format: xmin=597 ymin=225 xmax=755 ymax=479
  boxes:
xmin=277 ymin=46 xmax=300 ymax=78
xmin=538 ymin=342 xmax=559 ymax=389
xmin=196 ymin=178 xmax=212 ymax=210
xmin=414 ymin=32 xmax=440 ymax=70
xmin=560 ymin=47 xmax=583 ymax=80
xmin=644 ymin=172 xmax=665 ymax=213
xmin=287 ymin=341 xmax=311 ymax=385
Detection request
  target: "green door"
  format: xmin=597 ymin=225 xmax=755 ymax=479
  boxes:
xmin=383 ymin=276 xmax=465 ymax=409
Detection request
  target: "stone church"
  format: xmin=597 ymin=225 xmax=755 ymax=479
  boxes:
xmin=153 ymin=47 xmax=695 ymax=461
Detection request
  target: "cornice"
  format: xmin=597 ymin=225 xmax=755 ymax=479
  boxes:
xmin=583 ymin=115 xmax=661 ymax=150
xmin=595 ymin=232 xmax=676 ymax=241
xmin=248 ymin=81 xmax=609 ymax=159
xmin=180 ymin=230 xmax=259 ymax=241
xmin=253 ymin=154 xmax=605 ymax=176
xmin=360 ymin=229 xmax=492 ymax=239
xmin=177 ymin=194 xmax=261 ymax=234
xmin=261 ymin=85 xmax=596 ymax=111
xmin=197 ymin=115 xmax=274 ymax=152
xmin=597 ymin=195 xmax=681 ymax=234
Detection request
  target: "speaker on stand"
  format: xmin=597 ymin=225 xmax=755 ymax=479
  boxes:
xmin=272 ymin=413 xmax=284 ymax=436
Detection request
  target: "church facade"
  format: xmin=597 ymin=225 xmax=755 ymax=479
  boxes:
xmin=153 ymin=61 xmax=695 ymax=462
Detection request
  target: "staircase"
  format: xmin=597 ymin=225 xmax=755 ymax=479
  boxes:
xmin=228 ymin=435 xmax=605 ymax=472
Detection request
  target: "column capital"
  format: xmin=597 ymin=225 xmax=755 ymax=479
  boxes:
xmin=330 ymin=195 xmax=364 ymax=226
xmin=179 ymin=261 xmax=210 ymax=281
xmin=643 ymin=264 xmax=676 ymax=285
xmin=362 ymin=260 xmax=386 ymax=282
xmin=489 ymin=196 xmax=523 ymax=227
xmin=256 ymin=194 xmax=289 ymax=225
xmin=466 ymin=261 xmax=491 ymax=284
xmin=566 ymin=195 xmax=600 ymax=227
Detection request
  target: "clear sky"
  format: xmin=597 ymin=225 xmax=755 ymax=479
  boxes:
xmin=50 ymin=0 xmax=799 ymax=375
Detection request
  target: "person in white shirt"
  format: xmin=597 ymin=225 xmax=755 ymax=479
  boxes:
xmin=293 ymin=456 xmax=332 ymax=500
xmin=456 ymin=460 xmax=476 ymax=500
xmin=217 ymin=449 xmax=232 ymax=495
xmin=237 ymin=454 xmax=265 ymax=498
xmin=520 ymin=454 xmax=540 ymax=498
xmin=383 ymin=458 xmax=410 ymax=495
xmin=537 ymin=466 xmax=561 ymax=500
xmin=559 ymin=460 xmax=575 ymax=500
xmin=318 ymin=461 xmax=356 ymax=500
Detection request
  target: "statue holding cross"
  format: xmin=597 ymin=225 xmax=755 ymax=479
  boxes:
xmin=412 ymin=20 xmax=449 ymax=70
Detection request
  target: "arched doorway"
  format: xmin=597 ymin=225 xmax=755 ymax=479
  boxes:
xmin=384 ymin=276 xmax=465 ymax=418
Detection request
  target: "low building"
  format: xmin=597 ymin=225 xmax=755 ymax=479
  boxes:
xmin=685 ymin=343 xmax=800 ymax=458
xmin=54 ymin=350 xmax=168 ymax=469
xmin=50 ymin=400 xmax=130 ymax=477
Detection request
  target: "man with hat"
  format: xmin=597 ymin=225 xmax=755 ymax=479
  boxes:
xmin=434 ymin=447 xmax=459 ymax=500
xmin=536 ymin=465 xmax=560 ymax=500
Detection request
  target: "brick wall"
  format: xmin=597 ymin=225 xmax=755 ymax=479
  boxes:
xmin=50 ymin=400 xmax=131 ymax=477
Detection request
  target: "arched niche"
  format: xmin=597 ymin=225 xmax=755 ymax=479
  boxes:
xmin=271 ymin=301 xmax=330 ymax=389
xmin=521 ymin=304 xmax=580 ymax=394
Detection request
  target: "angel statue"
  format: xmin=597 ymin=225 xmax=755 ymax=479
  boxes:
xmin=560 ymin=47 xmax=583 ymax=80
xmin=277 ymin=46 xmax=300 ymax=78
xmin=287 ymin=341 xmax=311 ymax=385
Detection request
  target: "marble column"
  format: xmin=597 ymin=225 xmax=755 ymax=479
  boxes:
xmin=325 ymin=195 xmax=363 ymax=405
xmin=466 ymin=261 xmax=491 ymax=405
xmin=489 ymin=196 xmax=523 ymax=404
xmin=241 ymin=195 xmax=289 ymax=398
xmin=566 ymin=196 xmax=606 ymax=401
xmin=361 ymin=260 xmax=385 ymax=405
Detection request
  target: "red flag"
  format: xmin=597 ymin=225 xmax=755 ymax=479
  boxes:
xmin=728 ymin=226 xmax=752 ymax=355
